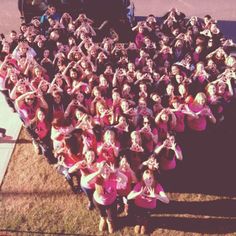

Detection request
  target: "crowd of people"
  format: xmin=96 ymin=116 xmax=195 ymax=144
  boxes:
xmin=1 ymin=4 xmax=236 ymax=234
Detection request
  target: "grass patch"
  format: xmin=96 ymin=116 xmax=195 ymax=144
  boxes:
xmin=0 ymin=128 xmax=235 ymax=236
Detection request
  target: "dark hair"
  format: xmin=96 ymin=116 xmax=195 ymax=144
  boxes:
xmin=204 ymin=15 xmax=212 ymax=20
xmin=30 ymin=107 xmax=50 ymax=129
xmin=64 ymin=134 xmax=81 ymax=156
xmin=52 ymin=117 xmax=71 ymax=128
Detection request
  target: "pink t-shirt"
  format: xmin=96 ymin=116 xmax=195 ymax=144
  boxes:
xmin=83 ymin=131 xmax=97 ymax=152
xmin=117 ymin=169 xmax=133 ymax=197
xmin=19 ymin=101 xmax=40 ymax=125
xmin=97 ymin=142 xmax=119 ymax=164
xmin=157 ymin=121 xmax=168 ymax=141
xmin=93 ymin=177 xmax=117 ymax=206
xmin=187 ymin=104 xmax=207 ymax=131
xmin=63 ymin=152 xmax=81 ymax=168
xmin=173 ymin=111 xmax=185 ymax=133
xmin=141 ymin=128 xmax=158 ymax=153
xmin=134 ymin=182 xmax=164 ymax=209
xmin=159 ymin=147 xmax=179 ymax=170
xmin=80 ymin=165 xmax=97 ymax=189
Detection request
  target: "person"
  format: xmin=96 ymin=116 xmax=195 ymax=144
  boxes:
xmin=40 ymin=4 xmax=61 ymax=33
xmin=0 ymin=127 xmax=12 ymax=141
xmin=55 ymin=134 xmax=83 ymax=193
xmin=50 ymin=116 xmax=74 ymax=151
xmin=187 ymin=92 xmax=216 ymax=132
xmin=28 ymin=107 xmax=57 ymax=163
xmin=155 ymin=108 xmax=176 ymax=141
xmin=97 ymin=129 xmax=120 ymax=164
xmin=116 ymin=155 xmax=137 ymax=215
xmin=91 ymin=162 xmax=127 ymax=233
xmin=69 ymin=150 xmax=98 ymax=210
xmin=154 ymin=133 xmax=183 ymax=171
xmin=138 ymin=116 xmax=158 ymax=154
xmin=127 ymin=169 xmax=169 ymax=234
xmin=15 ymin=90 xmax=48 ymax=125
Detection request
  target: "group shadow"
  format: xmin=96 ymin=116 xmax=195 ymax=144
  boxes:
xmin=119 ymin=110 xmax=236 ymax=234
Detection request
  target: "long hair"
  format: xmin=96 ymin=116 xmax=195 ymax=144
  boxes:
xmin=30 ymin=107 xmax=50 ymax=130
xmin=140 ymin=169 xmax=157 ymax=188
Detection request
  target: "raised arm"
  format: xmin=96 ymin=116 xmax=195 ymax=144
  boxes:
xmin=127 ymin=186 xmax=144 ymax=200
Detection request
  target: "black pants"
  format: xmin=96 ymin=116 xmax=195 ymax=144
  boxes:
xmin=81 ymin=187 xmax=94 ymax=205
xmin=93 ymin=198 xmax=117 ymax=222
xmin=57 ymin=165 xmax=81 ymax=190
xmin=0 ymin=127 xmax=6 ymax=137
xmin=25 ymin=126 xmax=57 ymax=164
xmin=133 ymin=205 xmax=151 ymax=225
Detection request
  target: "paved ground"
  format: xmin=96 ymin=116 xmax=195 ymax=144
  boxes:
xmin=0 ymin=0 xmax=21 ymax=36
xmin=0 ymin=0 xmax=22 ymax=186
xmin=133 ymin=0 xmax=236 ymax=20
xmin=0 ymin=95 xmax=21 ymax=185
xmin=133 ymin=0 xmax=236 ymax=42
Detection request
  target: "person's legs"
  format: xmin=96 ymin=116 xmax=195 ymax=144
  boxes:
xmin=69 ymin=172 xmax=82 ymax=194
xmin=117 ymin=195 xmax=124 ymax=214
xmin=106 ymin=200 xmax=117 ymax=233
xmin=93 ymin=199 xmax=108 ymax=231
xmin=132 ymin=206 xmax=150 ymax=234
xmin=139 ymin=209 xmax=151 ymax=235
xmin=81 ymin=187 xmax=95 ymax=210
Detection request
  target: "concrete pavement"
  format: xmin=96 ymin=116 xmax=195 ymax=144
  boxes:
xmin=0 ymin=94 xmax=22 ymax=186
xmin=0 ymin=0 xmax=22 ymax=187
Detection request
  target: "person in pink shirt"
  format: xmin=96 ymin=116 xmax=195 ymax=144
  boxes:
xmin=116 ymin=155 xmax=137 ymax=215
xmin=69 ymin=150 xmax=98 ymax=210
xmin=155 ymin=108 xmax=176 ymax=141
xmin=127 ymin=169 xmax=169 ymax=234
xmin=138 ymin=116 xmax=158 ymax=154
xmin=128 ymin=131 xmax=145 ymax=172
xmin=154 ymin=134 xmax=183 ymax=171
xmin=187 ymin=92 xmax=216 ymax=131
xmin=133 ymin=24 xmax=146 ymax=49
xmin=92 ymin=162 xmax=127 ymax=233
xmin=29 ymin=108 xmax=57 ymax=164
xmin=15 ymin=90 xmax=48 ymax=125
xmin=55 ymin=135 xmax=83 ymax=194
xmin=169 ymin=97 xmax=196 ymax=133
xmin=97 ymin=129 xmax=120 ymax=164
xmin=94 ymin=101 xmax=112 ymax=126
xmin=30 ymin=65 xmax=50 ymax=90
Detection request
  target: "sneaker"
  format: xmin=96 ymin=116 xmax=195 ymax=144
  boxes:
xmin=106 ymin=220 xmax=114 ymax=234
xmin=124 ymin=204 xmax=129 ymax=216
xmin=99 ymin=217 xmax=107 ymax=232
xmin=140 ymin=225 xmax=147 ymax=235
xmin=117 ymin=204 xmax=124 ymax=214
xmin=71 ymin=186 xmax=82 ymax=194
xmin=32 ymin=140 xmax=40 ymax=154
xmin=87 ymin=202 xmax=95 ymax=210
xmin=134 ymin=225 xmax=140 ymax=234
